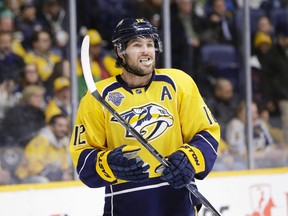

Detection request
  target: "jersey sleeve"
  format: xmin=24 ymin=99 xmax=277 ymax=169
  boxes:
xmin=178 ymin=75 xmax=220 ymax=180
xmin=69 ymin=92 xmax=110 ymax=188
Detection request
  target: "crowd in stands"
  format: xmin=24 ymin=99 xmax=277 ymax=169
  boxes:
xmin=0 ymin=0 xmax=287 ymax=185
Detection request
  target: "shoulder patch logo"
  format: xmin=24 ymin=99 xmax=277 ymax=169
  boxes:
xmin=107 ymin=92 xmax=125 ymax=106
xmin=111 ymin=103 xmax=174 ymax=140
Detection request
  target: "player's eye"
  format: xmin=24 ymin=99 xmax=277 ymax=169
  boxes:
xmin=147 ymin=43 xmax=154 ymax=48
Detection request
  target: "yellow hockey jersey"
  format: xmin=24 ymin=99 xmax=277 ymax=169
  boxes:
xmin=70 ymin=68 xmax=220 ymax=215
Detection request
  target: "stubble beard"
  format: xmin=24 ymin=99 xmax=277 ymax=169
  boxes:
xmin=123 ymin=55 xmax=154 ymax=77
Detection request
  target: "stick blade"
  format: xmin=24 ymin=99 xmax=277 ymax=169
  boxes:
xmin=81 ymin=35 xmax=97 ymax=93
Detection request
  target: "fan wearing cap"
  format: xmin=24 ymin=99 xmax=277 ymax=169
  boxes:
xmin=70 ymin=18 xmax=220 ymax=216
xmin=76 ymin=29 xmax=122 ymax=100
xmin=45 ymin=76 xmax=71 ymax=123
xmin=250 ymin=32 xmax=272 ymax=105
xmin=262 ymin=21 xmax=288 ymax=145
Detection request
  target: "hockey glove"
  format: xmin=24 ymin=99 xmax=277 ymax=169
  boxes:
xmin=160 ymin=151 xmax=195 ymax=189
xmin=96 ymin=145 xmax=150 ymax=183
xmin=160 ymin=144 xmax=205 ymax=189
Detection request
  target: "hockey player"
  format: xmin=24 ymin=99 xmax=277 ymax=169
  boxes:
xmin=70 ymin=18 xmax=220 ymax=216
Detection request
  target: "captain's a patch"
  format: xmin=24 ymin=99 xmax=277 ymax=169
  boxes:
xmin=107 ymin=92 xmax=125 ymax=106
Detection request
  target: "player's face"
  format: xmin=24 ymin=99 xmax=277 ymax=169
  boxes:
xmin=123 ymin=37 xmax=156 ymax=76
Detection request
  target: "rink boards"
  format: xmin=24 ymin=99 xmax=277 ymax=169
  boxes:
xmin=0 ymin=167 xmax=287 ymax=216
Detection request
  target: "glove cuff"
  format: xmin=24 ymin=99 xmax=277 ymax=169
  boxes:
xmin=178 ymin=144 xmax=205 ymax=174
xmin=96 ymin=150 xmax=117 ymax=183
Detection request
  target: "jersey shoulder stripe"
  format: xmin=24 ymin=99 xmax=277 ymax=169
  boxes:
xmin=155 ymin=68 xmax=195 ymax=94
xmin=154 ymin=73 xmax=176 ymax=91
xmin=102 ymin=82 xmax=122 ymax=99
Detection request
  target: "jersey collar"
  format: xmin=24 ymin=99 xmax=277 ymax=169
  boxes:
xmin=116 ymin=70 xmax=155 ymax=94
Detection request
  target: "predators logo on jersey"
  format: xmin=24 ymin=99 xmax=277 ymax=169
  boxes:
xmin=111 ymin=103 xmax=173 ymax=140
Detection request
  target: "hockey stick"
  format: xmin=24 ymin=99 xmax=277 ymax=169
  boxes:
xmin=80 ymin=35 xmax=221 ymax=216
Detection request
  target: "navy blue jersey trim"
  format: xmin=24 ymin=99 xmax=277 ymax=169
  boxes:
xmin=191 ymin=131 xmax=218 ymax=154
xmin=116 ymin=75 xmax=133 ymax=94
xmin=102 ymin=81 xmax=123 ymax=98
xmin=154 ymin=74 xmax=176 ymax=91
xmin=77 ymin=148 xmax=111 ymax=188
xmin=187 ymin=131 xmax=218 ymax=180
xmin=115 ymin=71 xmax=156 ymax=93
xmin=113 ymin=71 xmax=176 ymax=93
xmin=103 ymin=177 xmax=199 ymax=216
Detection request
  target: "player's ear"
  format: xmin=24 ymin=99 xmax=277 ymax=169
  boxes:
xmin=117 ymin=49 xmax=124 ymax=59
xmin=117 ymin=49 xmax=126 ymax=64
xmin=116 ymin=46 xmax=126 ymax=59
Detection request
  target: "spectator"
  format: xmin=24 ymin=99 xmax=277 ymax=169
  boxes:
xmin=251 ymin=16 xmax=274 ymax=53
xmin=0 ymin=31 xmax=24 ymax=83
xmin=256 ymin=16 xmax=273 ymax=36
xmin=250 ymin=32 xmax=272 ymax=106
xmin=204 ymin=0 xmax=238 ymax=14
xmin=38 ymin=0 xmax=68 ymax=53
xmin=226 ymin=101 xmax=286 ymax=168
xmin=0 ymin=9 xmax=14 ymax=32
xmin=45 ymin=76 xmax=71 ymax=123
xmin=15 ymin=63 xmax=43 ymax=93
xmin=15 ymin=114 xmax=73 ymax=183
xmin=0 ymin=10 xmax=26 ymax=57
xmin=0 ymin=79 xmax=19 ymax=120
xmin=0 ymin=85 xmax=46 ymax=148
xmin=0 ymin=31 xmax=21 ymax=116
xmin=14 ymin=1 xmax=43 ymax=50
xmin=77 ymin=29 xmax=121 ymax=100
xmin=45 ymin=59 xmax=70 ymax=98
xmin=0 ymin=145 xmax=23 ymax=184
xmin=24 ymin=29 xmax=62 ymax=82
xmin=5 ymin=0 xmax=21 ymax=17
xmin=202 ymin=0 xmax=237 ymax=46
xmin=206 ymin=78 xmax=238 ymax=138
xmin=262 ymin=21 xmax=288 ymax=145
xmin=170 ymin=0 xmax=206 ymax=76
xmin=260 ymin=108 xmax=285 ymax=145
